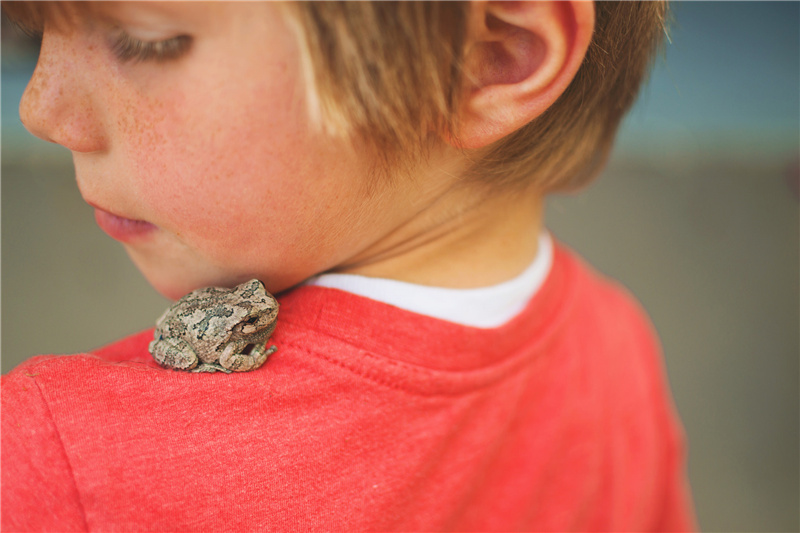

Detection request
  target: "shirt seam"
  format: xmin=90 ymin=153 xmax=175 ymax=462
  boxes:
xmin=277 ymin=311 xmax=567 ymax=398
xmin=278 ymin=335 xmax=494 ymax=397
xmin=31 ymin=375 xmax=90 ymax=531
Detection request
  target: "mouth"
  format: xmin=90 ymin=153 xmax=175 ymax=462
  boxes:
xmin=93 ymin=206 xmax=157 ymax=243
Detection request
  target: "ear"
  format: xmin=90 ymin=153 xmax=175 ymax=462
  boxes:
xmin=450 ymin=0 xmax=594 ymax=149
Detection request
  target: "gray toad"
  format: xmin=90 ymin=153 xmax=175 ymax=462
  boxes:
xmin=149 ymin=279 xmax=279 ymax=373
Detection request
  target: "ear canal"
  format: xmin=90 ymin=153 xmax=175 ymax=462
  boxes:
xmin=472 ymin=14 xmax=547 ymax=89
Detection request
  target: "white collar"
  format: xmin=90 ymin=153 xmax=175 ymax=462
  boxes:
xmin=303 ymin=232 xmax=553 ymax=329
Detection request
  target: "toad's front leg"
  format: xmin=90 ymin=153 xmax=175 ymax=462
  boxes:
xmin=219 ymin=342 xmax=277 ymax=372
xmin=192 ymin=362 xmax=231 ymax=373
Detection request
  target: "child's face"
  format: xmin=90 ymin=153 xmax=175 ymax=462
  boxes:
xmin=21 ymin=2 xmax=447 ymax=299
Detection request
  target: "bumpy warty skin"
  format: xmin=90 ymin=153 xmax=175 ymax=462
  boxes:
xmin=149 ymin=279 xmax=279 ymax=372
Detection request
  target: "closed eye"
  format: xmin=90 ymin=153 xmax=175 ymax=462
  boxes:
xmin=110 ymin=31 xmax=192 ymax=63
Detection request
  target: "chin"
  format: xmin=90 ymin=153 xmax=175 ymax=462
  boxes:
xmin=144 ymin=272 xmax=203 ymax=301
xmin=125 ymin=245 xmax=303 ymax=300
xmin=138 ymin=263 xmax=279 ymax=302
xmin=129 ymin=257 xmax=217 ymax=301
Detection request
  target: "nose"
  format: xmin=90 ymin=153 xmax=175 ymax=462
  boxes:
xmin=19 ymin=27 xmax=107 ymax=153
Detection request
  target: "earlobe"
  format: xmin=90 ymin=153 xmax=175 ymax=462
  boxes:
xmin=452 ymin=0 xmax=595 ymax=150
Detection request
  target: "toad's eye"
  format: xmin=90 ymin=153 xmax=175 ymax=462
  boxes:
xmin=240 ymin=315 xmax=262 ymax=334
xmin=110 ymin=31 xmax=192 ymax=63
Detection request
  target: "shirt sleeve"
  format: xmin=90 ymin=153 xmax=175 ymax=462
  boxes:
xmin=2 ymin=361 xmax=88 ymax=532
xmin=654 ymin=408 xmax=698 ymax=532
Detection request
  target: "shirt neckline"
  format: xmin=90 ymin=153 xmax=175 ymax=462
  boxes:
xmin=303 ymin=232 xmax=553 ymax=328
xmin=277 ymin=241 xmax=580 ymax=378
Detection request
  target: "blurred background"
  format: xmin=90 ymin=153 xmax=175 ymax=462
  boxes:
xmin=2 ymin=2 xmax=798 ymax=531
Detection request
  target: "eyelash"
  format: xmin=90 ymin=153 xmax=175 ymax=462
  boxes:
xmin=110 ymin=32 xmax=192 ymax=63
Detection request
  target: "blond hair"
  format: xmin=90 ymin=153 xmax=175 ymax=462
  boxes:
xmin=287 ymin=1 xmax=668 ymax=191
xmin=4 ymin=1 xmax=668 ymax=191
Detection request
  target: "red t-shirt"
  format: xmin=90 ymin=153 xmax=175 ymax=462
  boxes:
xmin=2 ymin=245 xmax=695 ymax=531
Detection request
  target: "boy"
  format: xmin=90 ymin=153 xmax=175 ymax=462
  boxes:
xmin=2 ymin=1 xmax=695 ymax=530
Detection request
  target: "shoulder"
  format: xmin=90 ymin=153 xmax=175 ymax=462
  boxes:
xmin=554 ymin=242 xmax=660 ymax=353
xmin=2 ymin=329 xmax=161 ymax=452
xmin=0 ymin=343 xmax=142 ymax=531
xmin=554 ymin=244 xmax=695 ymax=529
xmin=2 ymin=328 xmax=160 ymax=444
xmin=5 ymin=328 xmax=156 ymax=375
xmin=553 ymin=242 xmax=679 ymax=432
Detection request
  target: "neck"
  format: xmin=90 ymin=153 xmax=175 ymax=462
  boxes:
xmin=335 ymin=183 xmax=545 ymax=289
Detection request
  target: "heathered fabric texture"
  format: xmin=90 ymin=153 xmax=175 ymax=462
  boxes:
xmin=2 ymin=244 xmax=695 ymax=531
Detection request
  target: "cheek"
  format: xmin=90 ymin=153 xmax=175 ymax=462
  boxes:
xmin=120 ymin=64 xmax=370 ymax=271
xmin=129 ymin=70 xmax=305 ymax=233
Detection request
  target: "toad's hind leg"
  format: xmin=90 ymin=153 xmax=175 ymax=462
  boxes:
xmin=149 ymin=337 xmax=199 ymax=371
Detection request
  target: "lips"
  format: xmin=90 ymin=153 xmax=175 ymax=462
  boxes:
xmin=93 ymin=207 xmax=157 ymax=242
